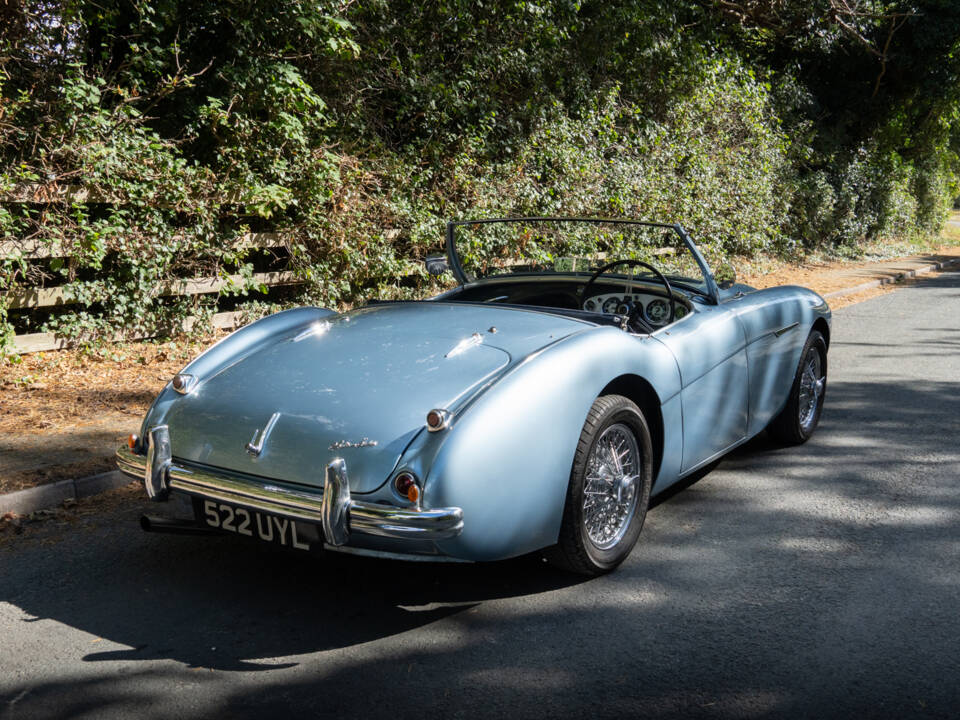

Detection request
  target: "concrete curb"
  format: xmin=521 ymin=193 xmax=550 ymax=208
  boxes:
xmin=2 ymin=254 xmax=958 ymax=517
xmin=823 ymin=256 xmax=960 ymax=301
xmin=0 ymin=470 xmax=132 ymax=516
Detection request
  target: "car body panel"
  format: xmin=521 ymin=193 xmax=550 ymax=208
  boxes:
xmin=723 ymin=285 xmax=830 ymax=436
xmin=142 ymin=303 xmax=592 ymax=494
xmin=653 ymin=302 xmax=749 ymax=472
xmin=425 ymin=327 xmax=682 ymax=560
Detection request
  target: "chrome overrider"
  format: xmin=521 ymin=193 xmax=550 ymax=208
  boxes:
xmin=116 ymin=425 xmax=464 ymax=545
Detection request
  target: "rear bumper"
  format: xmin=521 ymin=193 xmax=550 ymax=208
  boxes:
xmin=116 ymin=426 xmax=464 ymax=545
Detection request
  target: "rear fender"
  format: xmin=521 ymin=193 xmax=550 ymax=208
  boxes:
xmin=423 ymin=327 xmax=682 ymax=562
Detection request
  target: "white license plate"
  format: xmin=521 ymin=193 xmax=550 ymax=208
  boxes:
xmin=200 ymin=499 xmax=319 ymax=551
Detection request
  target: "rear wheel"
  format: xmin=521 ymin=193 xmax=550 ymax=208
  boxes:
xmin=768 ymin=330 xmax=828 ymax=444
xmin=547 ymin=395 xmax=652 ymax=576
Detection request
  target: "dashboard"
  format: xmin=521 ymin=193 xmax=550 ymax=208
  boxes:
xmin=583 ymin=292 xmax=689 ymax=327
xmin=445 ymin=278 xmax=692 ymax=330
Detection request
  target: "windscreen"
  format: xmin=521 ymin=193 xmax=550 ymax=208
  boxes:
xmin=449 ymin=218 xmax=709 ymax=295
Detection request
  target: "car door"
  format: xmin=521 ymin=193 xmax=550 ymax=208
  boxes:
xmin=654 ymin=300 xmax=749 ymax=474
xmin=722 ymin=288 xmax=810 ymax=437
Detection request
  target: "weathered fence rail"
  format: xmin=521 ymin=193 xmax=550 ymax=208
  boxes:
xmin=2 ymin=184 xmax=303 ymax=354
xmin=5 ymin=270 xmax=300 ymax=310
xmin=0 ymin=231 xmax=287 ymax=260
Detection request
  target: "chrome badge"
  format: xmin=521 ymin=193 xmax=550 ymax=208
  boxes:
xmin=329 ymin=438 xmax=378 ymax=450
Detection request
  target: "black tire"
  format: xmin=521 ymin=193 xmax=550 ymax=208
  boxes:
xmin=546 ymin=394 xmax=653 ymax=576
xmin=767 ymin=330 xmax=828 ymax=445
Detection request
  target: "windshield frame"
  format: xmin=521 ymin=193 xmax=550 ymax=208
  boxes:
xmin=444 ymin=217 xmax=720 ymax=304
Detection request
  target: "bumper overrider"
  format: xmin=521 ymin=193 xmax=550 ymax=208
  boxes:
xmin=116 ymin=425 xmax=464 ymax=546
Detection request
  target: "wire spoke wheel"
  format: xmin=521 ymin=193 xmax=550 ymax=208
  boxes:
xmin=547 ymin=394 xmax=652 ymax=576
xmin=798 ymin=349 xmax=825 ymax=432
xmin=582 ymin=423 xmax=641 ymax=550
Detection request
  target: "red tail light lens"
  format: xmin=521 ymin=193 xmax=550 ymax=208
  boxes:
xmin=394 ymin=472 xmax=420 ymax=504
xmin=171 ymin=373 xmax=196 ymax=394
xmin=426 ymin=408 xmax=450 ymax=432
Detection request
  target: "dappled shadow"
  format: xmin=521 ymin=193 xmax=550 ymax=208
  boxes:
xmin=3 ymin=372 xmax=959 ymax=718
xmin=1 ymin=529 xmax=584 ymax=673
xmin=2 ymin=272 xmax=960 ymax=718
xmin=2 ymin=387 xmax=157 ymax=406
xmin=0 ymin=427 xmax=126 ymax=479
xmin=0 ymin=388 xmax=145 ymax=483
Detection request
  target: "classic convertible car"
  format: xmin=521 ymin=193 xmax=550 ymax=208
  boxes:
xmin=117 ymin=218 xmax=830 ymax=575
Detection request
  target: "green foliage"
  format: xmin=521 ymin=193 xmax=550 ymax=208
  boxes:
xmin=2 ymin=0 xmax=959 ymax=357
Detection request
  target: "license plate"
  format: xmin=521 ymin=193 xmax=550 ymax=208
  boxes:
xmin=198 ymin=499 xmax=321 ymax=551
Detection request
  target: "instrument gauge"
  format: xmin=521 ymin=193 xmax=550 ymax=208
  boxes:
xmin=602 ymin=297 xmax=621 ymax=314
xmin=584 ymin=299 xmax=596 ymax=312
xmin=644 ymin=298 xmax=670 ymax=326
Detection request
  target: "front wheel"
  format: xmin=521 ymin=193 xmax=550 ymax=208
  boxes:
xmin=768 ymin=330 xmax=828 ymax=444
xmin=547 ymin=395 xmax=653 ymax=576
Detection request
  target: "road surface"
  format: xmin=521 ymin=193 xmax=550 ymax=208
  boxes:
xmin=2 ymin=270 xmax=959 ymax=719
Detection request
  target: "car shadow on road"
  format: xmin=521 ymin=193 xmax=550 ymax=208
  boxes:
xmin=2 ymin=521 xmax=590 ymax=674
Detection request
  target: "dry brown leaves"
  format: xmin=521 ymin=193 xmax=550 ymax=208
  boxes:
xmin=0 ymin=335 xmax=225 ymax=494
xmin=0 ymin=482 xmax=144 ymax=549
xmin=0 ymin=335 xmax=224 ymax=435
xmin=739 ymin=245 xmax=960 ymax=309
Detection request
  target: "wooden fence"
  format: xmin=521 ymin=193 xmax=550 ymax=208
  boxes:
xmin=2 ymin=184 xmax=303 ymax=353
xmin=3 ymin=185 xmax=679 ymax=354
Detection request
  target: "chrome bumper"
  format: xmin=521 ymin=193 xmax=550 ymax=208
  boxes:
xmin=116 ymin=426 xmax=463 ymax=545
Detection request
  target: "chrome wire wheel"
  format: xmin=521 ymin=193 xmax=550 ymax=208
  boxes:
xmin=767 ymin=330 xmax=828 ymax=445
xmin=549 ymin=394 xmax=652 ymax=576
xmin=798 ymin=348 xmax=825 ymax=433
xmin=582 ymin=423 xmax=641 ymax=550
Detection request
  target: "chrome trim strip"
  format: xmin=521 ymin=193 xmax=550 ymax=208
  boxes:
xmin=773 ymin=321 xmax=800 ymax=338
xmin=115 ymin=445 xmax=464 ymax=542
xmin=117 ymin=451 xmax=145 ymax=479
xmin=174 ymin=467 xmax=326 ymax=520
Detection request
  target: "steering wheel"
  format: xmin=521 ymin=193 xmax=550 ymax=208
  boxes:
xmin=579 ymin=259 xmax=675 ymax=327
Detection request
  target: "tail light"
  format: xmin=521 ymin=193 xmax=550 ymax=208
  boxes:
xmin=393 ymin=472 xmax=421 ymax=506
xmin=171 ymin=373 xmax=197 ymax=394
xmin=426 ymin=408 xmax=450 ymax=432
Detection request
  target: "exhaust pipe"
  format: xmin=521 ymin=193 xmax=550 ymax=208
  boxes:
xmin=140 ymin=515 xmax=221 ymax=536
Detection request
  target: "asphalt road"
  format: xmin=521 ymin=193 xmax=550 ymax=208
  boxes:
xmin=3 ymin=271 xmax=959 ymax=720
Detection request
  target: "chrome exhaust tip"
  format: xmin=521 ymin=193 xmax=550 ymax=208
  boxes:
xmin=140 ymin=515 xmax=220 ymax=536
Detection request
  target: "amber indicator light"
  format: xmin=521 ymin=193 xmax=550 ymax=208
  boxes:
xmin=394 ymin=472 xmax=420 ymax=504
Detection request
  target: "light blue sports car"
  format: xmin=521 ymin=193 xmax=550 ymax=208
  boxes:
xmin=117 ymin=218 xmax=830 ymax=575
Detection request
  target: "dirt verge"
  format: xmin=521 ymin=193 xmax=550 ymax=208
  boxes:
xmin=1 ymin=338 xmax=221 ymax=493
